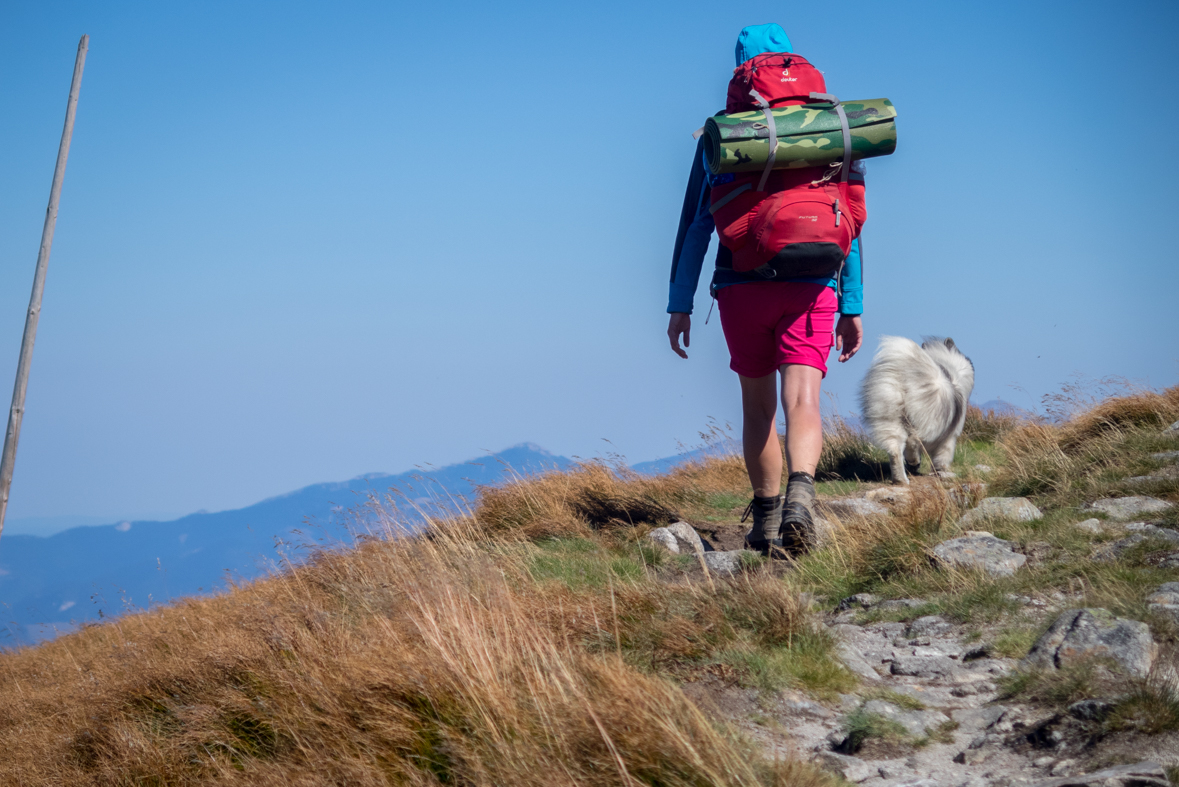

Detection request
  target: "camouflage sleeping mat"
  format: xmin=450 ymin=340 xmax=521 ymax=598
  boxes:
xmin=703 ymin=98 xmax=897 ymax=175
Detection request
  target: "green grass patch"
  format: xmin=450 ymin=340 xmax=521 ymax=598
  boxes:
xmin=719 ymin=632 xmax=857 ymax=700
xmin=839 ymin=708 xmax=911 ymax=753
xmin=861 ymin=687 xmax=925 ymax=711
xmin=526 ymin=537 xmax=646 ymax=590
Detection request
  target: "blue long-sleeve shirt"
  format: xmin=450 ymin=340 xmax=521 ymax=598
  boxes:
xmin=668 ymin=139 xmax=864 ymax=316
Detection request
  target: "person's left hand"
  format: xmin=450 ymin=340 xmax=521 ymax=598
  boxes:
xmin=835 ymin=314 xmax=863 ymax=363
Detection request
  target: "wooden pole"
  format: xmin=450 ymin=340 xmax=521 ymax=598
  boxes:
xmin=0 ymin=35 xmax=89 ymax=544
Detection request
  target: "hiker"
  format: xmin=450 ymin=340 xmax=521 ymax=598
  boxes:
xmin=666 ymin=23 xmax=865 ymax=557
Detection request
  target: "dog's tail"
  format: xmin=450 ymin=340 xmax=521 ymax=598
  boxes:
xmin=861 ymin=336 xmax=961 ymax=444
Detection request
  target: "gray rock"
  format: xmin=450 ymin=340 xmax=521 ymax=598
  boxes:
xmin=839 ymin=593 xmax=880 ymax=610
xmin=835 ymin=642 xmax=881 ymax=681
xmin=814 ymin=751 xmax=876 ymax=783
xmin=974 ymin=464 xmax=993 ymax=473
xmin=1095 ymin=525 xmax=1179 ymax=561
xmin=1151 ymin=450 xmax=1179 ymax=462
xmin=702 ymin=549 xmax=751 ymax=575
xmin=1166 ymin=420 xmax=1179 ymax=433
xmin=877 ymin=598 xmax=930 ymax=611
xmin=860 ymin=699 xmax=951 ymax=737
xmin=1022 ymin=608 xmax=1157 ymax=678
xmin=1067 ymin=699 xmax=1114 ymax=721
xmin=866 ymin=486 xmax=912 ymax=505
xmin=1127 ymin=465 xmax=1179 ymax=484
xmin=1029 ymin=761 xmax=1170 ymax=787
xmin=1147 ymin=582 xmax=1179 ymax=626
xmin=1084 ymin=495 xmax=1174 ymax=520
xmin=1072 ymin=518 xmax=1104 ymax=534
xmin=948 ymin=482 xmax=989 ymax=508
xmin=1050 ymin=759 xmax=1077 ymax=777
xmin=951 ymin=705 xmax=1007 ymax=729
xmin=646 ymin=527 xmax=680 ymax=553
xmin=907 ymin=615 xmax=953 ymax=638
xmin=665 ymin=521 xmax=705 ymax=555
xmin=890 ymin=655 xmax=959 ymax=678
xmin=959 ymin=496 xmax=1043 ymax=526
xmin=821 ymin=497 xmax=888 ymax=519
xmin=932 ymin=532 xmax=1027 ymax=577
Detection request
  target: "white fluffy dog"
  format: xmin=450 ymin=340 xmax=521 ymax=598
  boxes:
xmin=859 ymin=336 xmax=975 ymax=485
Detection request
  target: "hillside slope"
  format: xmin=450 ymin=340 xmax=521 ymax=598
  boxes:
xmin=0 ymin=390 xmax=1177 ymax=785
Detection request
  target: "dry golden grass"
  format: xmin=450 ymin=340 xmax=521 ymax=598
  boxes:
xmin=993 ymin=385 xmax=1179 ymax=507
xmin=475 ymin=454 xmax=751 ymax=538
xmin=0 ymin=509 xmax=837 ymax=786
xmin=961 ymin=403 xmax=1029 ymax=443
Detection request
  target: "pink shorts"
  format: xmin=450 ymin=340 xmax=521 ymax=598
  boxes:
xmin=716 ymin=282 xmax=837 ymax=378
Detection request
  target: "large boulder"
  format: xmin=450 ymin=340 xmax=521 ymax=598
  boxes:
xmin=932 ymin=532 xmax=1027 ymax=577
xmin=1022 ymin=608 xmax=1156 ymax=678
xmin=1084 ymin=495 xmax=1173 ymax=520
xmin=959 ymin=497 xmax=1043 ymax=527
xmin=1030 ymin=761 xmax=1170 ymax=787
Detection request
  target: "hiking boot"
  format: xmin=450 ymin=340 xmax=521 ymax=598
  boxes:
xmin=742 ymin=494 xmax=785 ymax=557
xmin=779 ymin=471 xmax=817 ymax=556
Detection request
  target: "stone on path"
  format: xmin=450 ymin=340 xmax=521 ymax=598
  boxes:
xmin=1029 ymin=761 xmax=1170 ymax=787
xmin=959 ymin=496 xmax=1043 ymax=527
xmin=1072 ymin=518 xmax=1104 ymax=534
xmin=646 ymin=527 xmax=680 ymax=553
xmin=1127 ymin=465 xmax=1179 ymax=484
xmin=646 ymin=522 xmax=705 ymax=556
xmin=665 ymin=521 xmax=705 ymax=555
xmin=702 ymin=550 xmax=750 ymax=575
xmin=865 ymin=486 xmax=912 ymax=506
xmin=974 ymin=464 xmax=993 ymax=473
xmin=828 ymin=625 xmax=882 ymax=682
xmin=907 ymin=615 xmax=953 ymax=638
xmin=1084 ymin=495 xmax=1173 ymax=520
xmin=859 ymin=699 xmax=951 ymax=737
xmin=932 ymin=531 xmax=1027 ymax=577
xmin=1151 ymin=450 xmax=1179 ymax=462
xmin=1146 ymin=581 xmax=1179 ymax=627
xmin=890 ymin=655 xmax=959 ymax=678
xmin=1021 ymin=608 xmax=1156 ymax=678
xmin=813 ymin=751 xmax=876 ymax=783
xmin=1095 ymin=524 xmax=1179 ymax=561
xmin=820 ymin=497 xmax=888 ymax=519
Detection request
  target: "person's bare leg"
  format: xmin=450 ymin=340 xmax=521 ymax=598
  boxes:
xmin=739 ymin=373 xmax=782 ymax=497
xmin=780 ymin=363 xmax=824 ymax=474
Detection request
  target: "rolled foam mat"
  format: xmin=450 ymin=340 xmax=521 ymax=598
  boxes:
xmin=704 ymin=98 xmax=897 ymax=174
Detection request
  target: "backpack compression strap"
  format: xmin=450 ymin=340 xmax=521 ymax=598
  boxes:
xmin=809 ymin=92 xmax=852 ymax=227
xmin=749 ymin=90 xmax=778 ymax=192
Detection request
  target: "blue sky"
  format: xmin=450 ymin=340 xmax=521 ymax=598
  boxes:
xmin=1 ymin=0 xmax=1177 ymax=534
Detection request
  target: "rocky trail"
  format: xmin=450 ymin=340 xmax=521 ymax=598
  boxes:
xmin=643 ymin=428 xmax=1179 ymax=787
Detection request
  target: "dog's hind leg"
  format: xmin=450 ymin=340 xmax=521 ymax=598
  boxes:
xmin=904 ymin=436 xmax=922 ymax=478
xmin=929 ymin=435 xmax=958 ymax=476
xmin=874 ymin=423 xmax=910 ymax=485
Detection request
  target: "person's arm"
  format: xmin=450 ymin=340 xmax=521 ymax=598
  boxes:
xmin=667 ymin=140 xmax=714 ymax=358
xmin=839 ymin=237 xmax=863 ymax=317
xmin=835 ymin=237 xmax=864 ymax=362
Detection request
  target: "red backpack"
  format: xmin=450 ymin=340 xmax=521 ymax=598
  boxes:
xmin=711 ymin=53 xmax=866 ymax=278
xmin=725 ymin=52 xmax=826 ymax=113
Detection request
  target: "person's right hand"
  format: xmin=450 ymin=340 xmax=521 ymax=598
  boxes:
xmin=667 ymin=313 xmax=691 ymax=359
